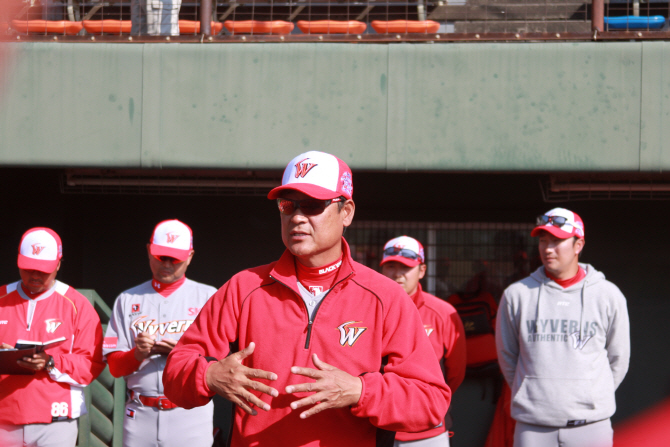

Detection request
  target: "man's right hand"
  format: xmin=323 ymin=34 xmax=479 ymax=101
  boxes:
xmin=1 ymin=343 xmax=12 ymax=349
xmin=205 ymin=342 xmax=279 ymax=416
xmin=134 ymin=332 xmax=156 ymax=361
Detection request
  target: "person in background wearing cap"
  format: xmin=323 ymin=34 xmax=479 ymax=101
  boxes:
xmin=0 ymin=227 xmax=105 ymax=447
xmin=103 ymin=220 xmax=217 ymax=447
xmin=163 ymin=151 xmax=451 ymax=447
xmin=495 ymin=208 xmax=630 ymax=447
xmin=380 ymin=236 xmax=466 ymax=447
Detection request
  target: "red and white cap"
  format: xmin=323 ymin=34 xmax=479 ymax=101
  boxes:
xmin=267 ymin=151 xmax=353 ymax=200
xmin=380 ymin=236 xmax=425 ymax=268
xmin=531 ymin=207 xmax=585 ymax=239
xmin=149 ymin=220 xmax=193 ymax=261
xmin=17 ymin=227 xmax=63 ymax=273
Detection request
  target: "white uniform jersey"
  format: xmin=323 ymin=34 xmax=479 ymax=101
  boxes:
xmin=103 ymin=278 xmax=217 ymax=396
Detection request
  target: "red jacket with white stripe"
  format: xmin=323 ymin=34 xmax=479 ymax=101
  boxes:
xmin=0 ymin=281 xmax=105 ymax=425
xmin=164 ymin=239 xmax=451 ymax=447
xmin=395 ymin=284 xmax=467 ymax=442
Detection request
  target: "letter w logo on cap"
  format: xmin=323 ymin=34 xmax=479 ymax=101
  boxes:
xmin=32 ymin=244 xmax=45 ymax=256
xmin=165 ymin=232 xmax=179 ymax=244
xmin=294 ymin=158 xmax=318 ymax=178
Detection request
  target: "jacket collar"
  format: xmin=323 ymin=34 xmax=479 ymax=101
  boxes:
xmin=270 ymin=237 xmax=356 ymax=295
xmin=529 ymin=263 xmax=604 ymax=290
xmin=409 ymin=283 xmax=426 ymax=309
xmin=16 ymin=280 xmax=57 ymax=302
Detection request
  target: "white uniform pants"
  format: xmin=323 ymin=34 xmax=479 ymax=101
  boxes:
xmin=0 ymin=419 xmax=78 ymax=447
xmin=130 ymin=0 xmax=181 ymax=36
xmin=514 ymin=419 xmax=613 ymax=447
xmin=394 ymin=432 xmax=450 ymax=447
xmin=123 ymin=399 xmax=214 ymax=447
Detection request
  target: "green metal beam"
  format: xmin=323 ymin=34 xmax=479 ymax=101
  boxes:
xmin=76 ymin=289 xmax=126 ymax=447
xmin=1 ymin=42 xmax=668 ymax=171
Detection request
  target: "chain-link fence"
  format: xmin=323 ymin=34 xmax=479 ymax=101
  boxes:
xmin=346 ymin=220 xmax=539 ymax=301
xmin=3 ymin=0 xmax=669 ymax=39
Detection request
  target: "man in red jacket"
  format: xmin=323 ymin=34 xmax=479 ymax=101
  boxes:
xmin=381 ymin=236 xmax=466 ymax=447
xmin=163 ymin=151 xmax=451 ymax=447
xmin=0 ymin=227 xmax=105 ymax=447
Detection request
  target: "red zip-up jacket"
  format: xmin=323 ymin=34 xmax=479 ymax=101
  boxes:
xmin=164 ymin=239 xmax=451 ymax=447
xmin=395 ymin=284 xmax=467 ymax=442
xmin=0 ymin=281 xmax=105 ymax=425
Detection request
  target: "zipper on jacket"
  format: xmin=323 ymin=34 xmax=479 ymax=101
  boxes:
xmin=270 ymin=271 xmax=353 ymax=350
xmin=305 ymin=320 xmax=314 ymax=349
xmin=26 ymin=299 xmax=37 ymax=331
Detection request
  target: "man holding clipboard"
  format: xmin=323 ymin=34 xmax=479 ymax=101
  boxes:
xmin=0 ymin=227 xmax=105 ymax=447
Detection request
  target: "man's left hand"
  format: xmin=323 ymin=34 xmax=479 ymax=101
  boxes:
xmin=18 ymin=352 xmax=50 ymax=371
xmin=286 ymin=353 xmax=362 ymax=419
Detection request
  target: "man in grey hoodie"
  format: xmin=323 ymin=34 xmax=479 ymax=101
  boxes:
xmin=496 ymin=207 xmax=630 ymax=447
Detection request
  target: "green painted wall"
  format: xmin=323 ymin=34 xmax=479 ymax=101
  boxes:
xmin=1 ymin=41 xmax=669 ymax=171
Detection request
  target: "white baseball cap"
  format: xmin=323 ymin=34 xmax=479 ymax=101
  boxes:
xmin=531 ymin=208 xmax=585 ymax=239
xmin=380 ymin=236 xmax=425 ymax=268
xmin=267 ymin=151 xmax=353 ymax=200
xmin=149 ymin=220 xmax=193 ymax=261
xmin=17 ymin=227 xmax=63 ymax=273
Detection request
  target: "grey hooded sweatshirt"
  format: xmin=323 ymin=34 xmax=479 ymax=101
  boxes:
xmin=496 ymin=264 xmax=630 ymax=427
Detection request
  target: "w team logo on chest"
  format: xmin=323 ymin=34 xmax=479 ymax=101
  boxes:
xmin=337 ymin=321 xmax=367 ymax=346
xmin=45 ymin=319 xmax=62 ymax=333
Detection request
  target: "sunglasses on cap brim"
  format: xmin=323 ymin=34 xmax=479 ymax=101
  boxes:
xmin=536 ymin=215 xmax=571 ymax=228
xmin=277 ymin=197 xmax=345 ymax=216
xmin=383 ymin=246 xmax=421 ymax=261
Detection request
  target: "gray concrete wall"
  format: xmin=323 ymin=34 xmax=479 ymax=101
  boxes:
xmin=1 ymin=41 xmax=669 ymax=171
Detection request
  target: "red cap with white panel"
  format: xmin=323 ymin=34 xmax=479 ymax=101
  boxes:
xmin=267 ymin=151 xmax=353 ymax=200
xmin=380 ymin=236 xmax=425 ymax=268
xmin=531 ymin=207 xmax=585 ymax=239
xmin=149 ymin=219 xmax=193 ymax=261
xmin=17 ymin=227 xmax=63 ymax=273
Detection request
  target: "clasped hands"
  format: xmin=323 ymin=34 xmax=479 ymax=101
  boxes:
xmin=205 ymin=342 xmax=362 ymax=419
xmin=133 ymin=332 xmax=178 ymax=361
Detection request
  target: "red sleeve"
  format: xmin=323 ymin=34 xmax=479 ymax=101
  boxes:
xmin=107 ymin=349 xmax=142 ymax=378
xmin=350 ymin=289 xmax=452 ymax=433
xmin=50 ymin=288 xmax=105 ymax=386
xmin=443 ymin=307 xmax=467 ymax=393
xmin=163 ymin=281 xmax=239 ymax=409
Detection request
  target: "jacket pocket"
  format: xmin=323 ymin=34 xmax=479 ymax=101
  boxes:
xmin=512 ymin=377 xmax=595 ymax=425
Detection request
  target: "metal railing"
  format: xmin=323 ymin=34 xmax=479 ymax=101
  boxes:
xmin=76 ymin=289 xmax=126 ymax=447
xmin=2 ymin=0 xmax=670 ymax=41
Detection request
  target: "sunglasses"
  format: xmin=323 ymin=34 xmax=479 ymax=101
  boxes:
xmin=536 ymin=215 xmax=570 ymax=228
xmin=383 ymin=246 xmax=421 ymax=261
xmin=277 ymin=197 xmax=345 ymax=216
xmin=153 ymin=255 xmax=183 ymax=264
